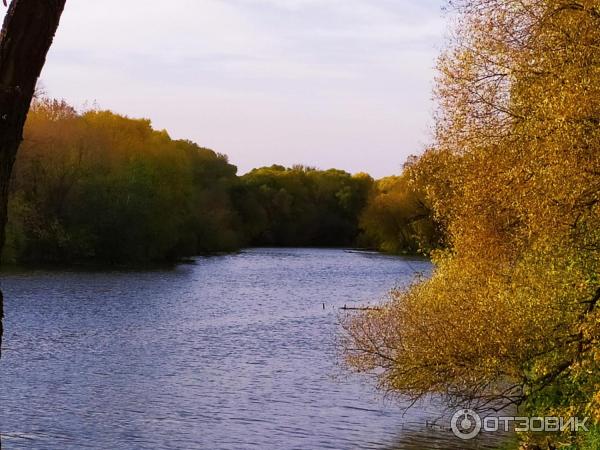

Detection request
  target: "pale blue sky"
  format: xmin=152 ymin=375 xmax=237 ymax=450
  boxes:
xmin=17 ymin=0 xmax=446 ymax=178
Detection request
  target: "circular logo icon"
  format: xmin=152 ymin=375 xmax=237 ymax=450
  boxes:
xmin=451 ymin=409 xmax=482 ymax=440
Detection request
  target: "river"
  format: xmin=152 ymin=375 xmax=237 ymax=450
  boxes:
xmin=0 ymin=248 xmax=510 ymax=449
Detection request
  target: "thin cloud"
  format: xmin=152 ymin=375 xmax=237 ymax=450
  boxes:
xmin=3 ymin=0 xmax=446 ymax=178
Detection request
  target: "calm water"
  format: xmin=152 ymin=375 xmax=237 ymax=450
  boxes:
xmin=0 ymin=248 xmax=509 ymax=449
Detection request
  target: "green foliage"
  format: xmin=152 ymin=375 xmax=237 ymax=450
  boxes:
xmin=234 ymin=166 xmax=374 ymax=247
xmin=575 ymin=425 xmax=600 ymax=450
xmin=6 ymin=99 xmax=435 ymax=264
xmin=6 ymin=99 xmax=240 ymax=264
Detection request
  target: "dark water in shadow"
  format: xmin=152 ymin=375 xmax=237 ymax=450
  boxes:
xmin=0 ymin=248 xmax=511 ymax=449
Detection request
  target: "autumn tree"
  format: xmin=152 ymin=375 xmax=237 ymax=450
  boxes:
xmin=4 ymin=99 xmax=383 ymax=263
xmin=341 ymin=0 xmax=600 ymax=447
xmin=358 ymin=161 xmax=442 ymax=254
xmin=5 ymin=99 xmax=243 ymax=264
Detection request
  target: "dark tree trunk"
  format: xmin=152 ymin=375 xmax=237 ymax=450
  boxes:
xmin=0 ymin=0 xmax=66 ymax=361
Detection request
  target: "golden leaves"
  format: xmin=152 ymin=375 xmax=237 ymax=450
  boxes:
xmin=341 ymin=0 xmax=600 ymax=433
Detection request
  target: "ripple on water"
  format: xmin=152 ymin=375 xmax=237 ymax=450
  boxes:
xmin=0 ymin=248 xmax=511 ymax=449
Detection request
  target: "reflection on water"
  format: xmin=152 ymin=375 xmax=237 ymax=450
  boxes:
xmin=0 ymin=248 xmax=512 ymax=449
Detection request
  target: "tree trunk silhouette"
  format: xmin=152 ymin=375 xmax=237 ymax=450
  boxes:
xmin=0 ymin=0 xmax=66 ymax=363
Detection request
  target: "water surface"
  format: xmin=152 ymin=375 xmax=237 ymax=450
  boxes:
xmin=0 ymin=248 xmax=508 ymax=449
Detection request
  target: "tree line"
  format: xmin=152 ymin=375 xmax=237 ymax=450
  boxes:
xmin=2 ymin=98 xmax=439 ymax=265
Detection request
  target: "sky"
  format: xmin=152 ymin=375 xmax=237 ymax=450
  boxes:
xmin=10 ymin=0 xmax=447 ymax=178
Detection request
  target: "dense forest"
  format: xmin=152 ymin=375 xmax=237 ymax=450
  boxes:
xmin=342 ymin=1 xmax=600 ymax=449
xmin=2 ymin=98 xmax=438 ymax=265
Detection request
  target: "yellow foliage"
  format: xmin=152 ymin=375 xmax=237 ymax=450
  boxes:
xmin=342 ymin=1 xmax=600 ymax=443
